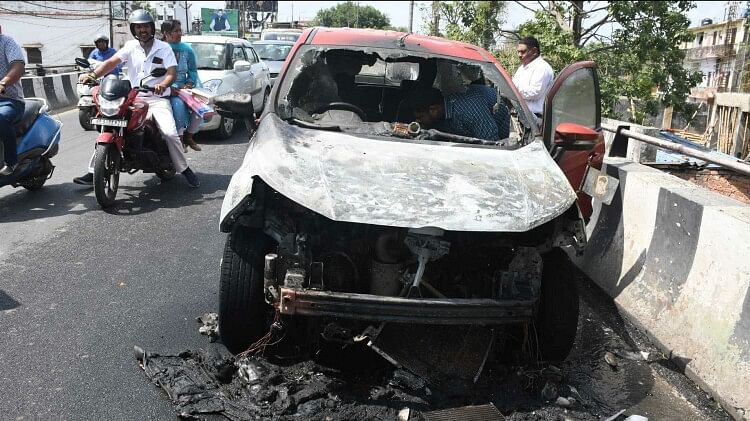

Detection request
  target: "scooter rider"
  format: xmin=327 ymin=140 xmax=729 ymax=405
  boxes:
xmin=74 ymin=10 xmax=199 ymax=188
xmin=88 ymin=34 xmax=121 ymax=78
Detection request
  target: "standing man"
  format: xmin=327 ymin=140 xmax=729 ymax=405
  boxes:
xmin=88 ymin=34 xmax=122 ymax=77
xmin=512 ymin=36 xmax=554 ymax=124
xmin=0 ymin=28 xmax=26 ymax=176
xmin=74 ymin=10 xmax=199 ymax=187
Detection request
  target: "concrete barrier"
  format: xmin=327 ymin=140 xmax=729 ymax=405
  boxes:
xmin=20 ymin=72 xmax=78 ymax=112
xmin=571 ymin=127 xmax=750 ymax=419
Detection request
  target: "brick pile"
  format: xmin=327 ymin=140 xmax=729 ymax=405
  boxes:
xmin=666 ymin=168 xmax=750 ymax=204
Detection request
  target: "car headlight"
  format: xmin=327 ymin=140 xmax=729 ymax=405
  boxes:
xmin=203 ymin=79 xmax=222 ymax=94
xmin=97 ymin=96 xmax=125 ymax=117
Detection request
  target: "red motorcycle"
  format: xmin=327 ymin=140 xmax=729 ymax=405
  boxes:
xmin=85 ymin=66 xmax=175 ymax=208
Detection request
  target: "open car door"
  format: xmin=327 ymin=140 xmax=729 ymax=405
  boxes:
xmin=542 ymin=61 xmax=614 ymax=219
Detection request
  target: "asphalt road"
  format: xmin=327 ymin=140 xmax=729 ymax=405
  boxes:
xmin=0 ymin=109 xmax=730 ymax=420
xmin=0 ymin=108 xmax=249 ymax=420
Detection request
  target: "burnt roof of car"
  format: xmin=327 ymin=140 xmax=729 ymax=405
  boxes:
xmin=306 ymin=27 xmax=492 ymax=62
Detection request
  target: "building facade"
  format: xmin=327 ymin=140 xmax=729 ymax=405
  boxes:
xmin=682 ymin=16 xmax=750 ymax=100
xmin=0 ymin=1 xmax=191 ymax=70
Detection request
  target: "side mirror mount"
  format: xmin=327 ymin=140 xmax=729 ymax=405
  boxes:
xmin=554 ymin=122 xmax=599 ymax=150
xmin=75 ymin=57 xmax=91 ymax=69
xmin=233 ymin=60 xmax=252 ymax=73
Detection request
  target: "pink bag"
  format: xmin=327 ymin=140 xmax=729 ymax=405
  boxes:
xmin=177 ymin=89 xmax=216 ymax=122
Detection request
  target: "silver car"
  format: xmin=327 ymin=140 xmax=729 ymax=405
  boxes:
xmin=251 ymin=40 xmax=295 ymax=86
xmin=182 ymin=35 xmax=272 ymax=139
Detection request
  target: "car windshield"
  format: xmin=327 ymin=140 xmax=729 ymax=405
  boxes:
xmin=274 ymin=45 xmax=534 ymax=147
xmin=185 ymin=42 xmax=227 ymax=70
xmin=253 ymin=43 xmax=293 ymax=61
xmin=262 ymin=32 xmax=300 ymax=42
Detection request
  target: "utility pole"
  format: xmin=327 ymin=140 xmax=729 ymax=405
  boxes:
xmin=409 ymin=0 xmax=414 ymax=33
xmin=185 ymin=1 xmax=189 ymax=34
xmin=432 ymin=1 xmax=440 ymax=36
xmin=109 ymin=0 xmax=114 ymax=43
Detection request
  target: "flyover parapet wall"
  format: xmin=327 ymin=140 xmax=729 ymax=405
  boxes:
xmin=572 ymin=122 xmax=750 ymax=419
xmin=20 ymin=72 xmax=79 ymax=112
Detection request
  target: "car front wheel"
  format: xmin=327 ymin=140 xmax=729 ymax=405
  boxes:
xmin=531 ymin=248 xmax=580 ymax=361
xmin=219 ymin=225 xmax=273 ymax=354
xmin=215 ymin=116 xmax=235 ymax=140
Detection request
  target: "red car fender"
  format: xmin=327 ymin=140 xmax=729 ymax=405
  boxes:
xmin=96 ymin=132 xmax=125 ymax=151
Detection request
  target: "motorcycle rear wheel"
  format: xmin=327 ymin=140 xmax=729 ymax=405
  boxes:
xmin=93 ymin=143 xmax=121 ymax=208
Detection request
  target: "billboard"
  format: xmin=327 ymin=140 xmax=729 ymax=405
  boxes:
xmin=201 ymin=8 xmax=239 ymax=37
xmin=247 ymin=1 xmax=278 ymax=13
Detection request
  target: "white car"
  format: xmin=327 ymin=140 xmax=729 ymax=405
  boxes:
xmin=182 ymin=35 xmax=272 ymax=139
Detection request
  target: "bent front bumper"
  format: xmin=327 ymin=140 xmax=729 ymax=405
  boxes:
xmin=278 ymin=288 xmax=533 ymax=325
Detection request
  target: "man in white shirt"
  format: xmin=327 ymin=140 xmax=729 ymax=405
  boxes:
xmin=512 ymin=36 xmax=554 ymax=122
xmin=74 ymin=10 xmax=199 ymax=188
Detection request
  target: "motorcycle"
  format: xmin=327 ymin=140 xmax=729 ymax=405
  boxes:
xmin=81 ymin=63 xmax=175 ymax=208
xmin=76 ymin=58 xmax=103 ymax=131
xmin=0 ymin=97 xmax=62 ymax=191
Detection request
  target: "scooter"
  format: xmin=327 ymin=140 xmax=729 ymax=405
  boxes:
xmin=76 ymin=58 xmax=103 ymax=131
xmin=0 ymin=97 xmax=62 ymax=191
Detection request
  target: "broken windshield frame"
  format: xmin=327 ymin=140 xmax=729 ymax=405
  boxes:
xmin=274 ymin=45 xmax=536 ymax=147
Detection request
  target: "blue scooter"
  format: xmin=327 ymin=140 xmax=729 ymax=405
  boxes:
xmin=0 ymin=97 xmax=62 ymax=190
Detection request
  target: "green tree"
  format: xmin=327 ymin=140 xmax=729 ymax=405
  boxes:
xmin=312 ymin=1 xmax=391 ymax=29
xmin=499 ymin=1 xmax=702 ymax=123
xmin=421 ymin=1 xmax=508 ymax=49
xmin=129 ymin=1 xmax=156 ymax=19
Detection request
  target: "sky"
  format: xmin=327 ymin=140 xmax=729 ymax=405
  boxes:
xmin=190 ymin=1 xmax=743 ymax=35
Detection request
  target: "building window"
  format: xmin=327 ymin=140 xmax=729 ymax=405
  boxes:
xmin=697 ymin=32 xmax=704 ymax=45
xmin=727 ymin=27 xmax=737 ymax=45
xmin=24 ymin=46 xmax=42 ymax=64
xmin=713 ymin=31 xmax=718 ymax=45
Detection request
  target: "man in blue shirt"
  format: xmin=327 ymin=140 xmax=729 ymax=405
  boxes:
xmin=405 ymin=85 xmax=509 ymax=141
xmin=0 ymin=32 xmax=26 ymax=176
xmin=88 ymin=34 xmax=121 ymax=77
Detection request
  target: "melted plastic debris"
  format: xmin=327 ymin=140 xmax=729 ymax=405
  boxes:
xmin=197 ymin=313 xmax=219 ymax=342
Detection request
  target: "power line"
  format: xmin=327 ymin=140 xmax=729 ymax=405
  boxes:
xmin=20 ymin=1 xmax=108 ymax=12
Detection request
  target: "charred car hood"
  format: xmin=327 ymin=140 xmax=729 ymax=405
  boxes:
xmin=221 ymin=114 xmax=576 ymax=232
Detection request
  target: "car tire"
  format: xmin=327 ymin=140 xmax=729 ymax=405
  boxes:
xmin=219 ymin=225 xmax=273 ymax=354
xmin=259 ymin=88 xmax=270 ymax=114
xmin=531 ymin=248 xmax=580 ymax=361
xmin=215 ymin=116 xmax=235 ymax=140
xmin=78 ymin=108 xmax=95 ymax=131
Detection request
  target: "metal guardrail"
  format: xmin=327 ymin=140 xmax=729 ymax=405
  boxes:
xmin=602 ymin=124 xmax=750 ymax=176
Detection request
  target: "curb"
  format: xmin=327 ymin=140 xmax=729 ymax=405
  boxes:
xmin=20 ymin=72 xmax=79 ymax=112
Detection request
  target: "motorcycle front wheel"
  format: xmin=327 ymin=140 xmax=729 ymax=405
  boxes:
xmin=93 ymin=143 xmax=121 ymax=208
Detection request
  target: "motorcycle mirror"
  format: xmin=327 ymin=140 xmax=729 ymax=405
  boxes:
xmin=150 ymin=68 xmax=167 ymax=77
xmin=75 ymin=57 xmax=90 ymax=68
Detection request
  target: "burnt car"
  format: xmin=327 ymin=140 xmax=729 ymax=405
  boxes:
xmin=216 ymin=28 xmax=610 ymax=380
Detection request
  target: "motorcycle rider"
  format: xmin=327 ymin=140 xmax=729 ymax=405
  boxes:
xmin=0 ymin=30 xmax=26 ymax=176
xmin=74 ymin=10 xmax=200 ymax=188
xmin=88 ymin=34 xmax=121 ymax=77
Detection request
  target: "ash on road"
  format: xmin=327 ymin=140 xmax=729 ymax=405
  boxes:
xmin=138 ymin=268 xmax=729 ymax=421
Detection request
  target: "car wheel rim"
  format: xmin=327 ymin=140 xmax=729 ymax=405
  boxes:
xmin=223 ymin=117 xmax=234 ymax=133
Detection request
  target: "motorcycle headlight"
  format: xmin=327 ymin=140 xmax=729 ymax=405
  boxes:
xmin=202 ymin=79 xmax=222 ymax=94
xmin=97 ymin=96 xmax=125 ymax=117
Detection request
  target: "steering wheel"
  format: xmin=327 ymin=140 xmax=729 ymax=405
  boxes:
xmin=314 ymin=102 xmax=367 ymax=121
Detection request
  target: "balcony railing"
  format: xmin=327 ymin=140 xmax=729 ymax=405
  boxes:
xmin=685 ymin=44 xmax=736 ymax=60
